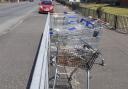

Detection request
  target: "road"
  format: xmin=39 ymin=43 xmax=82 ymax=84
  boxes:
xmin=0 ymin=1 xmax=39 ymax=36
xmin=0 ymin=1 xmax=47 ymax=89
xmin=0 ymin=1 xmax=37 ymax=24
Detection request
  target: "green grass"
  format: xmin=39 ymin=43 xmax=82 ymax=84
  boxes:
xmin=80 ymin=3 xmax=128 ymax=16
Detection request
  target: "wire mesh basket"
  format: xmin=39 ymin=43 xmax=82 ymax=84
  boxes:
xmin=50 ymin=12 xmax=105 ymax=89
xmin=56 ymin=47 xmax=100 ymax=69
xmin=50 ymin=12 xmax=104 ymax=70
xmin=50 ymin=34 xmax=100 ymax=69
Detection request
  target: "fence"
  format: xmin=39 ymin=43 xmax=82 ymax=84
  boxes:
xmin=58 ymin=0 xmax=128 ymax=34
xmin=29 ymin=13 xmax=50 ymax=89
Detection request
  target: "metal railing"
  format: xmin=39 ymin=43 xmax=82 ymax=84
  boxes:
xmin=30 ymin=13 xmax=50 ymax=89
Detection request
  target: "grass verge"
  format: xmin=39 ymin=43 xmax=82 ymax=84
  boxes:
xmin=80 ymin=3 xmax=128 ymax=16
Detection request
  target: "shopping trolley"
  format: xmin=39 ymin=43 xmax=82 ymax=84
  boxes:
xmin=50 ymin=12 xmax=105 ymax=89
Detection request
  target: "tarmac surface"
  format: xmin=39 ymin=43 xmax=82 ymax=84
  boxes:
xmin=0 ymin=9 xmax=47 ymax=89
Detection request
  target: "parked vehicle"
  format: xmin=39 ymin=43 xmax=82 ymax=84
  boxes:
xmin=38 ymin=1 xmax=54 ymax=13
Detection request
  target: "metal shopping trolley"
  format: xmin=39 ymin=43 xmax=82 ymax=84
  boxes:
xmin=50 ymin=12 xmax=105 ymax=89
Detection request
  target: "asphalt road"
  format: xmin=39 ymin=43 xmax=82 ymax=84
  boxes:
xmin=0 ymin=1 xmax=41 ymax=36
xmin=0 ymin=2 xmax=47 ymax=89
xmin=0 ymin=1 xmax=38 ymax=24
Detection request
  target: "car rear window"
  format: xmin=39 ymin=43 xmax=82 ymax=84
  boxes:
xmin=41 ymin=1 xmax=52 ymax=5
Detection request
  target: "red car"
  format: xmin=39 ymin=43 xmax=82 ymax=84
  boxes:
xmin=38 ymin=1 xmax=54 ymax=13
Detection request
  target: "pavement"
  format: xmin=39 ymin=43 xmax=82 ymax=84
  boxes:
xmin=71 ymin=29 xmax=128 ymax=89
xmin=49 ymin=2 xmax=128 ymax=89
xmin=91 ymin=30 xmax=128 ymax=89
